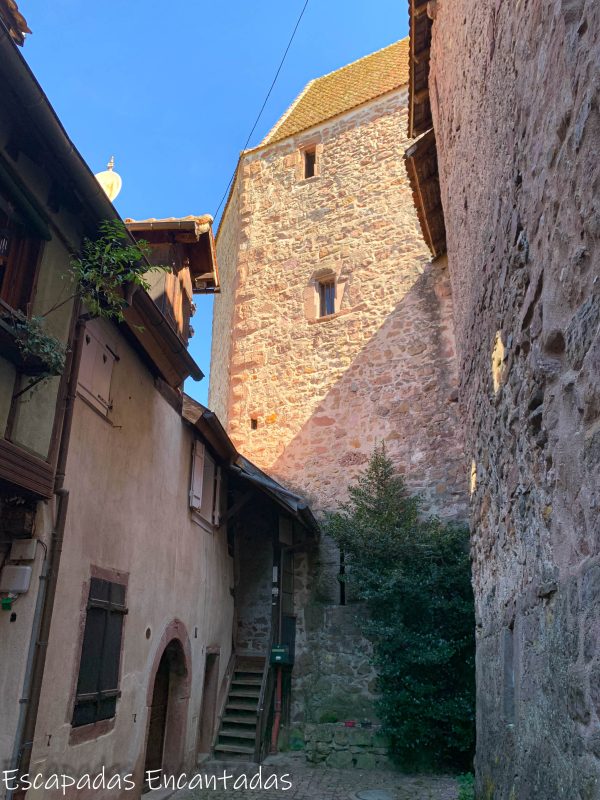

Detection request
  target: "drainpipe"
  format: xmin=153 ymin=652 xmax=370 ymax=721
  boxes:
xmin=270 ymin=667 xmax=283 ymax=754
xmin=8 ymin=311 xmax=84 ymax=799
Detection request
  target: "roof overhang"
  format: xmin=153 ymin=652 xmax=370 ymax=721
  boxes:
xmin=182 ymin=394 xmax=319 ymax=535
xmin=126 ymin=216 xmax=220 ymax=294
xmin=0 ymin=26 xmax=203 ymax=387
xmin=405 ymin=129 xmax=446 ymax=257
xmin=123 ymin=289 xmax=203 ymax=386
xmin=0 ymin=0 xmax=30 ymax=46
xmin=408 ymin=0 xmax=433 ymax=138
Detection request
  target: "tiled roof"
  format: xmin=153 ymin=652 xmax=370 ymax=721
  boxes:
xmin=262 ymin=38 xmax=410 ymax=145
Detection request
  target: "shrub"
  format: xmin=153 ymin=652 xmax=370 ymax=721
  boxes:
xmin=325 ymin=445 xmax=475 ymax=769
xmin=458 ymin=773 xmax=475 ymax=800
xmin=69 ymin=219 xmax=163 ymax=321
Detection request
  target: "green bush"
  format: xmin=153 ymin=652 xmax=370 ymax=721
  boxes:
xmin=458 ymin=773 xmax=475 ymax=800
xmin=69 ymin=220 xmax=164 ymax=321
xmin=325 ymin=446 xmax=475 ymax=770
xmin=318 ymin=711 xmax=339 ymax=723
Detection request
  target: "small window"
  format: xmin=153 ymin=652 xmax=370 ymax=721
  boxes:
xmin=318 ymin=280 xmax=335 ymax=317
xmin=303 ymin=148 xmax=316 ymax=179
xmin=77 ymin=320 xmax=117 ymax=416
xmin=0 ymin=207 xmax=41 ymax=312
xmin=190 ymin=440 xmax=220 ymax=526
xmin=250 ymin=418 xmax=258 ymax=430
xmin=72 ymin=577 xmax=127 ymax=728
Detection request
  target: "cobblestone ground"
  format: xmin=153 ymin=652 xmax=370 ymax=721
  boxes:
xmin=168 ymin=753 xmax=458 ymax=800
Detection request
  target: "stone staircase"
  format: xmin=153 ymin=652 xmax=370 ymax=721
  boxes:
xmin=213 ymin=656 xmax=265 ymax=760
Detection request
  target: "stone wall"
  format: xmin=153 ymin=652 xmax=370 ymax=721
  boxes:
xmin=211 ymin=89 xmax=466 ymax=521
xmin=304 ymin=723 xmax=390 ymax=770
xmin=428 ymin=1 xmax=600 ymax=796
xmin=234 ymin=504 xmax=274 ymax=655
xmin=211 ymin=84 xmax=469 ymax=727
xmin=210 ymin=160 xmax=242 ymax=430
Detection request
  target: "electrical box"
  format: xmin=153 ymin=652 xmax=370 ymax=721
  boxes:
xmin=0 ymin=565 xmax=33 ymax=593
xmin=270 ymin=644 xmax=291 ymax=665
xmin=9 ymin=539 xmax=37 ymax=561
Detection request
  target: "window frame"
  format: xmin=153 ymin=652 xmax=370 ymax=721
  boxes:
xmin=303 ymin=148 xmax=317 ymax=179
xmin=0 ymin=208 xmax=43 ymax=313
xmin=71 ymin=576 xmax=128 ymax=729
xmin=298 ymin=143 xmax=322 ymax=181
xmin=190 ymin=439 xmax=221 ymax=530
xmin=318 ymin=279 xmax=336 ymax=317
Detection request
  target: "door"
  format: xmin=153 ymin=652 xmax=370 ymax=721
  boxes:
xmin=144 ymin=653 xmax=170 ymax=776
xmin=197 ymin=652 xmax=220 ymax=754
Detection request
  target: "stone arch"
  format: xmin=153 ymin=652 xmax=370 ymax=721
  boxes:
xmin=143 ymin=619 xmax=192 ymax=778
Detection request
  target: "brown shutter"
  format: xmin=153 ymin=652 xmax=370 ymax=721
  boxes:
xmin=72 ymin=578 xmax=126 ymax=727
xmin=190 ymin=440 xmax=205 ymax=510
xmin=200 ymin=452 xmax=216 ymax=523
xmin=213 ymin=466 xmax=222 ymax=527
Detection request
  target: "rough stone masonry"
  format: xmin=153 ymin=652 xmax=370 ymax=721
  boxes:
xmin=427 ymin=0 xmax=600 ymax=796
xmin=210 ymin=44 xmax=468 ymax=725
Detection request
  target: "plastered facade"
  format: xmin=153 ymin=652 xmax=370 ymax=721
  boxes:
xmin=427 ymin=1 xmax=600 ymax=796
xmin=26 ymin=316 xmax=234 ymax=798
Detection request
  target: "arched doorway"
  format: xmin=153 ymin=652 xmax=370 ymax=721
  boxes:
xmin=144 ymin=633 xmax=190 ymax=782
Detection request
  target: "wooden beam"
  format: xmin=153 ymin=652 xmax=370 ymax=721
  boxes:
xmin=415 ymin=46 xmax=431 ymax=65
xmin=414 ymin=87 xmax=430 ymax=104
xmin=218 ymin=490 xmax=253 ymax=529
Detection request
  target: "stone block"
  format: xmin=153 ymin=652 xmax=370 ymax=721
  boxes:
xmin=326 ymin=750 xmax=354 ymax=769
xmin=354 ymin=753 xmax=378 ymax=770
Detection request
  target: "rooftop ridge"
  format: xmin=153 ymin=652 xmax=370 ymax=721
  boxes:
xmin=261 ymin=37 xmax=409 ymax=146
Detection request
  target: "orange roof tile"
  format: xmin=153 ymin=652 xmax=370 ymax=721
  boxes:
xmin=262 ymin=38 xmax=410 ymax=145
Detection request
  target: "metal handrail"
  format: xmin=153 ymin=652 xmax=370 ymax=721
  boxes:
xmin=254 ymin=628 xmax=275 ymax=762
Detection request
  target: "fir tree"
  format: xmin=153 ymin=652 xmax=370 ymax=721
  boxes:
xmin=325 ymin=445 xmax=475 ymax=769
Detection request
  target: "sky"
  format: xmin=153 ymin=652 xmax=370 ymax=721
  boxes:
xmin=21 ymin=0 xmax=408 ymax=405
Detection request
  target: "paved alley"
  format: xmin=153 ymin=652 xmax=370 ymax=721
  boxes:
xmin=167 ymin=754 xmax=459 ymax=800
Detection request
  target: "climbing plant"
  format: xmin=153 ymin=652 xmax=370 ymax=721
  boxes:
xmin=325 ymin=445 xmax=475 ymax=770
xmin=7 ymin=220 xmax=163 ymax=397
xmin=68 ymin=219 xmax=159 ymax=321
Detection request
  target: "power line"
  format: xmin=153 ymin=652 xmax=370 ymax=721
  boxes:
xmin=213 ymin=0 xmax=310 ymax=220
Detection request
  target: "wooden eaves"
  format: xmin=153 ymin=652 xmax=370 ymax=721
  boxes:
xmin=408 ymin=0 xmax=433 ymax=138
xmin=0 ymin=0 xmax=30 ymax=46
xmin=126 ymin=216 xmax=220 ymax=294
xmin=407 ymin=0 xmax=446 ymax=257
xmin=405 ymin=129 xmax=446 ymax=258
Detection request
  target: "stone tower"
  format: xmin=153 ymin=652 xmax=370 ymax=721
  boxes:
xmin=210 ymin=39 xmax=467 ymax=722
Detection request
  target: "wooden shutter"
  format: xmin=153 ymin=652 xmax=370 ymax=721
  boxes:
xmin=77 ymin=321 xmax=117 ymax=415
xmin=72 ymin=578 xmax=126 ymax=727
xmin=200 ymin=452 xmax=216 ymax=523
xmin=190 ymin=440 xmax=205 ymax=510
xmin=213 ymin=467 xmax=222 ymax=527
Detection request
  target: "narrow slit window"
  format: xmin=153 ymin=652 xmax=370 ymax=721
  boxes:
xmin=303 ymin=148 xmax=316 ymax=179
xmin=318 ymin=280 xmax=335 ymax=317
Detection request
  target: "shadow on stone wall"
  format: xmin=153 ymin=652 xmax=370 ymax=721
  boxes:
xmin=269 ymin=259 xmax=468 ymax=725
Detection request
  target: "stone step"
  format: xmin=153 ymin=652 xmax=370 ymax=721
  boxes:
xmin=214 ymin=743 xmax=255 ymax=756
xmin=232 ymin=676 xmax=262 ymax=686
xmin=219 ymin=727 xmax=257 ymax=740
xmin=226 ymin=700 xmax=259 ymax=711
xmin=229 ymin=688 xmax=260 ymax=698
xmin=222 ymin=714 xmax=257 ymax=726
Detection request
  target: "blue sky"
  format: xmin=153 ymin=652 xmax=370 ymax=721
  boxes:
xmin=22 ymin=0 xmax=407 ymax=405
